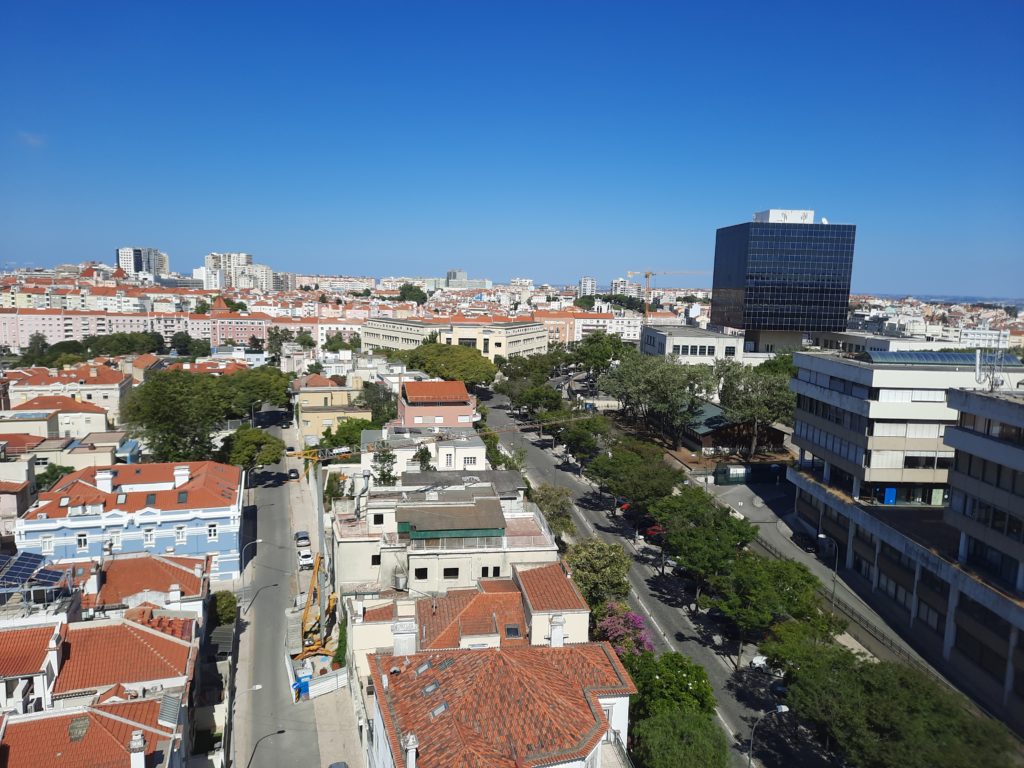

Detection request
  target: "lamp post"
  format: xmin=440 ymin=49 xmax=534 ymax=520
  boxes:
xmin=748 ymin=705 xmax=789 ymax=768
xmin=818 ymin=533 xmax=839 ymax=612
xmin=228 ymin=685 xmax=263 ymax=768
xmin=241 ymin=538 xmax=263 ymax=608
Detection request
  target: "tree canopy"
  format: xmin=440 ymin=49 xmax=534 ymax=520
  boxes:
xmin=630 ymin=706 xmax=729 ymax=768
xmin=324 ymin=332 xmax=360 ymax=352
xmin=531 ymin=484 xmax=576 ymax=540
xmin=624 ymin=651 xmax=718 ymax=721
xmin=564 ymin=538 xmax=631 ymax=608
xmin=219 ymin=425 xmax=285 ymax=472
xmin=398 ymin=283 xmax=429 ymax=304
xmin=401 ymin=343 xmax=497 ymax=386
xmin=719 ymin=363 xmax=795 ymax=455
xmin=121 ymin=370 xmax=226 ymax=461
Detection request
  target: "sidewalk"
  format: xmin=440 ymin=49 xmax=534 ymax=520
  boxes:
xmin=283 ymin=436 xmax=366 ymax=768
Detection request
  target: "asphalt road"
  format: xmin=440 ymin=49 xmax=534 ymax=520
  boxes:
xmin=485 ymin=393 xmax=836 ymax=768
xmin=234 ymin=421 xmax=321 ymax=768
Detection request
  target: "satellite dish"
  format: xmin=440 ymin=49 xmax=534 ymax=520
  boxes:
xmin=821 ymin=217 xmax=829 ymax=224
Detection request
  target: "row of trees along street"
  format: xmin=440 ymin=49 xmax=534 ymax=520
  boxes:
xmin=488 ymin=336 xmax=1014 ymax=768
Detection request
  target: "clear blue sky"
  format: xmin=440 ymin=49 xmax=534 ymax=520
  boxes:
xmin=2 ymin=1 xmax=1022 ymax=296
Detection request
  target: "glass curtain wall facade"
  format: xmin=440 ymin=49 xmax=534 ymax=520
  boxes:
xmin=711 ymin=222 xmax=856 ymax=332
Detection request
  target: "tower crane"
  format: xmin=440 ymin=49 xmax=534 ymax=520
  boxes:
xmin=625 ymin=270 xmax=711 ymax=318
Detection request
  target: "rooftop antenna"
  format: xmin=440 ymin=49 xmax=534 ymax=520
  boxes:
xmin=975 ymin=348 xmax=1006 ymax=392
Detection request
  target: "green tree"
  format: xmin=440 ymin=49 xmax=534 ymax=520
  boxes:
xmin=564 ymin=538 xmax=631 ymax=608
xmin=266 ymin=327 xmax=295 ymax=356
xmin=212 ymin=590 xmax=237 ymax=626
xmin=371 ymin=442 xmax=397 ymax=485
xmin=217 ymin=366 xmax=291 ymax=419
xmin=219 ymin=425 xmax=285 ymax=472
xmin=247 ymin=335 xmax=264 ymax=352
xmin=295 ymin=329 xmax=316 ymax=349
xmin=35 ymin=464 xmax=74 ymax=490
xmin=624 ymin=651 xmax=718 ymax=720
xmin=321 ymin=419 xmax=373 ymax=458
xmin=318 ymin=293 xmax=329 ymax=303
xmin=531 ymin=484 xmax=576 ymax=540
xmin=652 ymin=490 xmax=756 ymax=593
xmin=630 ymin=707 xmax=729 ymax=768
xmin=121 ymin=370 xmax=226 ymax=461
xmin=224 ymin=298 xmax=248 ymax=312
xmin=585 ymin=440 xmax=682 ymax=515
xmin=53 ymin=352 xmax=86 ymax=367
xmin=20 ymin=332 xmax=49 ymax=364
xmin=194 ymin=299 xmax=211 ymax=314
xmin=170 ymin=331 xmax=195 ymax=356
xmin=573 ymin=295 xmax=596 ymax=310
xmin=324 ymin=332 xmax=360 ymax=352
xmin=719 ymin=363 xmax=795 ymax=455
xmin=356 ymin=383 xmax=397 ymax=426
xmin=561 ymin=415 xmax=609 ymax=464
xmin=405 ymin=343 xmax=497 ymax=386
xmin=573 ymin=331 xmax=628 ymax=377
xmin=188 ymin=338 xmax=212 ymax=357
xmin=398 ymin=283 xmax=428 ymax=304
xmin=706 ymin=553 xmax=820 ymax=667
xmin=306 ymin=362 xmax=325 ymax=375
xmin=412 ymin=445 xmax=435 ymax=472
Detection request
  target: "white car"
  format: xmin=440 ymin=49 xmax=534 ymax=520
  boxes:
xmin=297 ymin=548 xmax=314 ymax=570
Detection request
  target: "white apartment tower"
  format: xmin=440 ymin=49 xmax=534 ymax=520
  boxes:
xmin=204 ymin=252 xmax=254 ymax=288
xmin=116 ymin=247 xmax=169 ymax=277
xmin=577 ymin=276 xmax=597 ymax=297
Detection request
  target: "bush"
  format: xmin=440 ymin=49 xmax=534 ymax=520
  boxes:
xmin=333 ymin=622 xmax=347 ymax=667
xmin=213 ymin=590 xmax=237 ymax=626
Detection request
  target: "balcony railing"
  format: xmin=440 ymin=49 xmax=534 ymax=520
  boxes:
xmin=407 ymin=534 xmax=554 ymax=552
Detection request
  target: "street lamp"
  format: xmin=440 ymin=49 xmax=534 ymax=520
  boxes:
xmin=748 ymin=704 xmax=789 ymax=768
xmin=817 ymin=533 xmax=839 ymax=612
xmin=241 ymin=539 xmax=263 ymax=608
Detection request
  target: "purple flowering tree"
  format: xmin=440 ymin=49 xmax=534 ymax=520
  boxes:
xmin=594 ymin=601 xmax=654 ymax=657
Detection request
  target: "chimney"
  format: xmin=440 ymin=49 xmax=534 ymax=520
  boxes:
xmin=129 ymin=730 xmax=146 ymax=768
xmin=173 ymin=465 xmax=190 ymax=488
xmin=85 ymin=561 xmax=101 ymax=595
xmin=89 ymin=367 xmax=98 ymax=378
xmin=168 ymin=583 xmax=182 ymax=603
xmin=549 ymin=614 xmax=565 ymax=648
xmin=46 ymin=626 xmax=62 ymax=674
xmin=193 ymin=564 xmax=203 ymax=579
xmin=95 ymin=469 xmax=114 ymax=494
xmin=404 ymin=733 xmax=419 ymax=768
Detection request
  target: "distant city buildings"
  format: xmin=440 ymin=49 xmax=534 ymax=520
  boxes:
xmin=115 ymin=247 xmax=168 ymax=278
xmin=577 ymin=276 xmax=597 ymax=296
xmin=711 ymin=209 xmax=856 ymax=352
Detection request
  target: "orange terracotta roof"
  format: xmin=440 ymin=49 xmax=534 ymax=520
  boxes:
xmin=93 ymin=554 xmax=205 ymax=608
xmin=0 ymin=480 xmax=28 ymax=493
xmin=362 ymin=603 xmax=397 ymax=623
xmin=13 ymin=364 xmax=129 ymax=387
xmin=403 ymin=380 xmax=470 ymax=403
xmin=0 ymin=625 xmax=59 ymax=677
xmin=0 ymin=434 xmax=46 ymax=452
xmin=53 ymin=621 xmax=192 ymax=695
xmin=27 ymin=461 xmax=240 ymax=520
xmin=370 ymin=643 xmax=636 ymax=768
xmin=13 ymin=395 xmax=108 ymax=414
xmin=515 ymin=562 xmax=589 ymax=612
xmin=124 ymin=606 xmax=195 ymax=641
xmin=300 ymin=373 xmax=337 ymax=388
xmin=415 ymin=588 xmax=528 ymax=650
xmin=0 ymin=698 xmax=175 ymax=768
xmin=132 ymin=353 xmax=160 ymax=369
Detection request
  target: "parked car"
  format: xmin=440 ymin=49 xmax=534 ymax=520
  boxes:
xmin=288 ymin=468 xmax=300 ymax=480
xmin=296 ymin=548 xmax=314 ymax=570
xmin=791 ymin=531 xmax=819 ymax=553
xmin=294 ymin=530 xmax=311 ymax=548
xmin=643 ymin=524 xmax=666 ymax=546
xmin=286 ymin=446 xmax=295 ymax=452
xmin=769 ymin=679 xmax=789 ymax=700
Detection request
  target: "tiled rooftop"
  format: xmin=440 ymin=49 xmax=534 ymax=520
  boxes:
xmin=515 ymin=562 xmax=589 ymax=613
xmin=371 ymin=643 xmax=635 ymax=768
xmin=0 ymin=624 xmax=60 ymax=678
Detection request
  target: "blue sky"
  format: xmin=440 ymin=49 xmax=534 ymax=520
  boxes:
xmin=1 ymin=1 xmax=1022 ymax=296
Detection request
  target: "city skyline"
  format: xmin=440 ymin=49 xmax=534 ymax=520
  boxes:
xmin=2 ymin=2 xmax=1022 ymax=296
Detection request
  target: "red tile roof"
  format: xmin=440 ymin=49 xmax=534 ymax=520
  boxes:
xmin=371 ymin=643 xmax=636 ymax=768
xmin=0 ymin=480 xmax=29 ymax=493
xmin=403 ymin=380 xmax=470 ymax=403
xmin=53 ymin=621 xmax=193 ymax=695
xmin=515 ymin=562 xmax=589 ymax=612
xmin=0 ymin=434 xmax=46 ymax=453
xmin=92 ymin=554 xmax=205 ymax=608
xmin=13 ymin=364 xmax=129 ymax=387
xmin=0 ymin=698 xmax=175 ymax=768
xmin=362 ymin=603 xmax=397 ymax=623
xmin=0 ymin=625 xmax=60 ymax=678
xmin=13 ymin=394 xmax=109 ymax=414
xmin=416 ymin=588 xmax=528 ymax=649
xmin=124 ymin=606 xmax=195 ymax=641
xmin=26 ymin=461 xmax=240 ymax=520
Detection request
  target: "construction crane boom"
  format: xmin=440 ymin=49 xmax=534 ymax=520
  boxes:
xmin=625 ymin=269 xmax=712 ymax=318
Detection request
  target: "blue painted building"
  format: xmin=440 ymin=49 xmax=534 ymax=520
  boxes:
xmin=14 ymin=461 xmax=243 ymax=581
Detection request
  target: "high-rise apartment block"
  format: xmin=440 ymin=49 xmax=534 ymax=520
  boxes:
xmin=115 ymin=247 xmax=169 ymax=277
xmin=609 ymin=278 xmax=642 ymax=299
xmin=577 ymin=276 xmax=597 ymax=297
xmin=787 ymin=350 xmax=1024 ymax=730
xmin=711 ymin=210 xmax=856 ymax=352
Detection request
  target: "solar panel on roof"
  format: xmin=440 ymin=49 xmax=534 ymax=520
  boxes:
xmin=32 ymin=568 xmax=65 ymax=585
xmin=0 ymin=553 xmax=12 ymax=573
xmin=864 ymin=351 xmax=1023 ymax=367
xmin=0 ymin=552 xmax=46 ymax=586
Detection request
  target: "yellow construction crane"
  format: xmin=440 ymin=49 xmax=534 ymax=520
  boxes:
xmin=626 ymin=270 xmax=711 ymax=297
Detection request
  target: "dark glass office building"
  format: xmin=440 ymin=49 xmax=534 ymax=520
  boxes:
xmin=711 ymin=214 xmax=856 ymax=342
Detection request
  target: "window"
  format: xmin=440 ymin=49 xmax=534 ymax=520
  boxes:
xmin=371 ymin=554 xmax=381 ymax=566
xmin=175 ymin=525 xmax=187 ymax=544
xmin=177 ymin=491 xmax=188 ymax=504
xmin=505 ymin=624 xmax=521 ymax=639
xmin=41 ymin=535 xmax=54 ymax=554
xmin=110 ymin=529 xmax=122 ymax=549
xmin=690 ymin=345 xmax=698 ymax=355
xmin=145 ymin=493 xmax=156 ymax=506
xmin=207 ymin=523 xmax=218 ymax=542
xmin=76 ymin=532 xmax=88 ymax=550
xmin=481 ymin=566 xmax=490 ymax=578
xmin=435 ymin=416 xmax=444 ymax=424
xmin=463 ymin=456 xmax=477 ymax=467
xmin=698 ymin=345 xmax=707 ymax=356
xmin=445 ymin=453 xmax=453 ymax=468
xmin=443 ymin=567 xmax=459 ymax=580
xmin=414 ymin=568 xmax=428 ymax=580
xmin=372 ymin=513 xmax=384 ymax=525
xmin=143 ymin=529 xmax=155 ymax=547
xmin=725 ymin=346 xmax=736 ymax=357
xmin=414 ymin=416 xmax=424 ymax=424
xmin=491 ymin=566 xmax=500 ymax=577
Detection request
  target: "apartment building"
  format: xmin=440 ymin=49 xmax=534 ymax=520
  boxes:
xmin=8 ymin=364 xmax=132 ymax=426
xmin=577 ymin=275 xmax=597 ymax=296
xmin=291 ymin=373 xmax=369 ymax=444
xmin=640 ymin=324 xmax=743 ymax=364
xmin=394 ymin=380 xmax=478 ymax=429
xmin=14 ymin=462 xmax=243 ymax=581
xmin=362 ymin=318 xmax=436 ymax=352
xmin=357 ymin=425 xmax=488 ymax=483
xmin=331 ymin=473 xmax=557 ymax=595
xmin=787 ymin=350 xmax=1024 ymax=731
xmin=438 ymin=320 xmax=548 ymax=361
xmin=116 ymin=247 xmax=169 ymax=277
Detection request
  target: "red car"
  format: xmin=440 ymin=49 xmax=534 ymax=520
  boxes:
xmin=644 ymin=525 xmax=666 ymax=545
